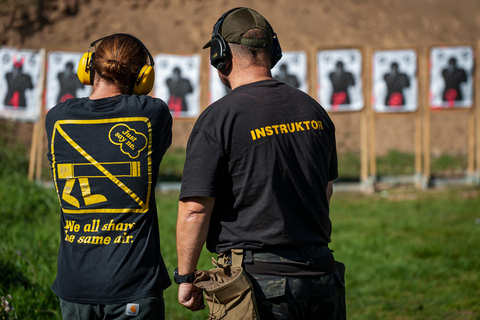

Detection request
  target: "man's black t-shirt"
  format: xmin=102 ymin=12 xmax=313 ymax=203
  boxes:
xmin=46 ymin=95 xmax=172 ymax=304
xmin=180 ymin=80 xmax=338 ymax=253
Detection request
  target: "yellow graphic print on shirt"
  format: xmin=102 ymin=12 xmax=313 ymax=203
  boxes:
xmin=50 ymin=117 xmax=152 ymax=214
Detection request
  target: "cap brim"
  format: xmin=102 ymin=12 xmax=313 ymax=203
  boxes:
xmin=202 ymin=40 xmax=212 ymax=49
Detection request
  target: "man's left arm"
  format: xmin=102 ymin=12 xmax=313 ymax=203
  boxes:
xmin=176 ymin=196 xmax=215 ymax=311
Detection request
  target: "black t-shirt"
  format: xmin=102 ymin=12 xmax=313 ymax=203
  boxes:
xmin=46 ymin=95 xmax=172 ymax=304
xmin=180 ymin=79 xmax=338 ymax=253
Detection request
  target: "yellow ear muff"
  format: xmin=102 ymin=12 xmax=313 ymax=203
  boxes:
xmin=77 ymin=52 xmax=93 ymax=85
xmin=133 ymin=65 xmax=155 ymax=95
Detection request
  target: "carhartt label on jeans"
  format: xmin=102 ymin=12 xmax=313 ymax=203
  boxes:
xmin=125 ymin=303 xmax=139 ymax=316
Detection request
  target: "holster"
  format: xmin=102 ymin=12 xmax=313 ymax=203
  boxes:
xmin=193 ymin=249 xmax=261 ymax=320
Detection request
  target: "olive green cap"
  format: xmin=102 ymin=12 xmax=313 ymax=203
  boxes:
xmin=203 ymin=7 xmax=273 ymax=49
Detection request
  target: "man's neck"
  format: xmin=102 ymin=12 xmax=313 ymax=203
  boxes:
xmin=229 ymin=64 xmax=273 ymax=90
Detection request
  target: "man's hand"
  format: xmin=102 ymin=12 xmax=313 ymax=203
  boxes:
xmin=178 ymin=283 xmax=205 ymax=311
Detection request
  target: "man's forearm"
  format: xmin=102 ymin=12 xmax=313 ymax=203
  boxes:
xmin=176 ymin=197 xmax=215 ymax=275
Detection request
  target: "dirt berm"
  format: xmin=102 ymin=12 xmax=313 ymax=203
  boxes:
xmin=1 ymin=0 xmax=479 ymax=158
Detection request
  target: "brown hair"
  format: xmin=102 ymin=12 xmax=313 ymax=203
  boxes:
xmin=91 ymin=34 xmax=148 ymax=94
xmin=229 ymin=28 xmax=272 ymax=68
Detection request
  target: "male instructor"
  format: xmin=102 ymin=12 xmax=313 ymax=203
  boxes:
xmin=176 ymin=7 xmax=342 ymax=319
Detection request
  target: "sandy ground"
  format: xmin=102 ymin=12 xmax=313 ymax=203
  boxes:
xmin=1 ymin=0 xmax=480 ymax=156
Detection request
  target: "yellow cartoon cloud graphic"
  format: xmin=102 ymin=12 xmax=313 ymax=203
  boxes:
xmin=109 ymin=124 xmax=147 ymax=159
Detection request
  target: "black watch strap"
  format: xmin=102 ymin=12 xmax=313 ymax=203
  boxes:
xmin=174 ymin=268 xmax=196 ymax=284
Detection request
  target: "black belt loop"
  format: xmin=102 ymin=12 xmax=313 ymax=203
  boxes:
xmin=300 ymin=245 xmax=315 ymax=265
xmin=243 ymin=250 xmax=253 ymax=264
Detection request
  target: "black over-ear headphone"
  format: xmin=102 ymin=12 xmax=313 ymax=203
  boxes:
xmin=208 ymin=7 xmax=283 ymax=71
xmin=77 ymin=33 xmax=155 ymax=95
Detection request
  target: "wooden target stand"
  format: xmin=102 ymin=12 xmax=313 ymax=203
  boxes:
xmin=27 ymin=51 xmax=46 ymax=182
xmin=27 ymin=43 xmax=480 ymax=191
xmin=422 ymin=43 xmax=478 ymax=188
xmin=475 ymin=40 xmax=480 ymax=183
xmin=310 ymin=46 xmax=373 ymax=192
xmin=363 ymin=46 xmax=424 ymax=190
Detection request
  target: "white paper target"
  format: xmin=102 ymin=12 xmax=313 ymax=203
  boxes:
xmin=372 ymin=49 xmax=418 ymax=113
xmin=46 ymin=51 xmax=92 ymax=110
xmin=0 ymin=47 xmax=45 ymax=122
xmin=429 ymin=46 xmax=474 ymax=109
xmin=154 ymin=54 xmax=201 ymax=118
xmin=317 ymin=49 xmax=363 ymax=112
xmin=272 ymin=51 xmax=308 ymax=93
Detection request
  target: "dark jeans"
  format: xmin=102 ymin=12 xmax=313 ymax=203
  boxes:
xmin=59 ymin=294 xmax=165 ymax=320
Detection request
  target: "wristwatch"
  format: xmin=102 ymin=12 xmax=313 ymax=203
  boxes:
xmin=173 ymin=268 xmax=196 ymax=284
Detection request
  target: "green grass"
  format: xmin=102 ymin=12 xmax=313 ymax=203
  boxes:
xmin=330 ymin=188 xmax=480 ymax=319
xmin=158 ymin=147 xmax=186 ymax=182
xmin=1 ymin=133 xmax=479 ymax=319
xmin=337 ymin=150 xmax=469 ymax=180
xmin=2 ymin=175 xmax=480 ymax=319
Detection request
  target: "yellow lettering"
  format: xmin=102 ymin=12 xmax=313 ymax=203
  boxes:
xmin=249 ymin=120 xmax=323 ymax=141
xmin=64 ymin=230 xmax=75 ymax=243
xmin=116 ymin=132 xmax=126 ymax=142
xmin=126 ymin=223 xmax=136 ymax=230
xmin=77 ymin=236 xmax=111 ymax=245
xmin=84 ymin=224 xmax=92 ymax=232
xmin=102 ymin=219 xmax=116 ymax=231
xmin=94 ymin=219 xmax=100 ymax=232
xmin=114 ymin=233 xmax=134 ymax=244
xmin=255 ymin=128 xmax=266 ymax=139
xmin=115 ymin=223 xmax=124 ymax=231
xmin=295 ymin=122 xmax=304 ymax=131
xmin=90 ymin=236 xmax=104 ymax=245
xmin=65 ymin=220 xmax=76 ymax=232
xmin=265 ymin=126 xmax=273 ymax=136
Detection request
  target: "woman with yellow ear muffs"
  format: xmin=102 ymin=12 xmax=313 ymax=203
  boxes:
xmin=45 ymin=33 xmax=173 ymax=320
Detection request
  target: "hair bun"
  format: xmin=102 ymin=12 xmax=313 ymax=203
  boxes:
xmin=103 ymin=59 xmax=123 ymax=78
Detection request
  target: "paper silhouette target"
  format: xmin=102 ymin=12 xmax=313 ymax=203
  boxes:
xmin=0 ymin=47 xmax=45 ymax=122
xmin=318 ymin=49 xmax=364 ymax=112
xmin=154 ymin=54 xmax=201 ymax=118
xmin=372 ymin=49 xmax=418 ymax=113
xmin=429 ymin=46 xmax=474 ymax=109
xmin=272 ymin=51 xmax=308 ymax=93
xmin=46 ymin=51 xmax=92 ymax=110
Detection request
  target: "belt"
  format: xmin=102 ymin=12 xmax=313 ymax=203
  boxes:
xmin=222 ymin=247 xmax=336 ymax=277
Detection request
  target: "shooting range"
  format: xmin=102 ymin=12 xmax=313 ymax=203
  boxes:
xmin=1 ymin=2 xmax=480 ymax=320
